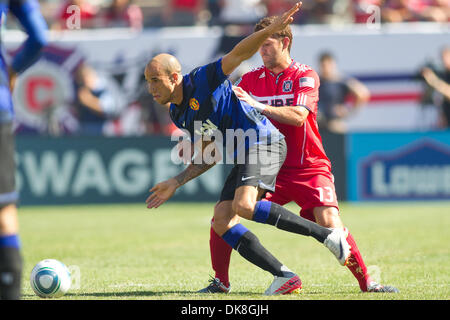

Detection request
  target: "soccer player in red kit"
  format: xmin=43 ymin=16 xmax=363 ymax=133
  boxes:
xmin=199 ymin=16 xmax=399 ymax=294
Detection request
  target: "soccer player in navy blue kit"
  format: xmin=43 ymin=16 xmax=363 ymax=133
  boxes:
xmin=0 ymin=0 xmax=47 ymax=299
xmin=145 ymin=2 xmax=351 ymax=295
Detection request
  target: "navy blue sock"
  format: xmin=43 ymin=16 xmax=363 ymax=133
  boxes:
xmin=253 ymin=201 xmax=331 ymax=243
xmin=221 ymin=224 xmax=249 ymax=249
xmin=221 ymin=224 xmax=291 ymax=277
xmin=0 ymin=234 xmax=23 ymax=300
xmin=0 ymin=234 xmax=21 ymax=249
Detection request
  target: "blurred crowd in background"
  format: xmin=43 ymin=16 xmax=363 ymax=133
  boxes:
xmin=2 ymin=1 xmax=449 ymax=137
xmin=3 ymin=0 xmax=450 ymax=31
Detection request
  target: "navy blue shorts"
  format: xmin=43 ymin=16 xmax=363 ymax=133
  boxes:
xmin=219 ymin=139 xmax=287 ymax=202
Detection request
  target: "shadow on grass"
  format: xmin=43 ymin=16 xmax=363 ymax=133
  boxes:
xmin=23 ymin=289 xmax=362 ymax=299
xmin=303 ymin=289 xmax=361 ymax=295
xmin=47 ymin=290 xmax=263 ymax=298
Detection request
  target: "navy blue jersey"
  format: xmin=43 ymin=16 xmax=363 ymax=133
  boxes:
xmin=169 ymin=58 xmax=283 ymax=158
xmin=0 ymin=0 xmax=48 ymax=123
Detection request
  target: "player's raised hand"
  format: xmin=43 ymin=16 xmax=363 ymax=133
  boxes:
xmin=146 ymin=178 xmax=179 ymax=209
xmin=266 ymin=2 xmax=302 ymax=33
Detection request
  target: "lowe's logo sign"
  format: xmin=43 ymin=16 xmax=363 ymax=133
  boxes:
xmin=360 ymin=139 xmax=450 ymax=200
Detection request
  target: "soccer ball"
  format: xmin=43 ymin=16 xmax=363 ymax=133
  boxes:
xmin=30 ymin=259 xmax=71 ymax=298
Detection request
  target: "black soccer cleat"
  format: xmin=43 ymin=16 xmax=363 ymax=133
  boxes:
xmin=197 ymin=277 xmax=231 ymax=294
xmin=367 ymin=281 xmax=399 ymax=293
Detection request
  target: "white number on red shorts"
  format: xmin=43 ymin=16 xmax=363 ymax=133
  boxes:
xmin=316 ymin=186 xmax=334 ymax=202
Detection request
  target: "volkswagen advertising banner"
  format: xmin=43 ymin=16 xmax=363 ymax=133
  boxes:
xmin=15 ymin=136 xmax=229 ymax=205
xmin=15 ymin=133 xmax=347 ymax=206
xmin=347 ymin=132 xmax=450 ymax=201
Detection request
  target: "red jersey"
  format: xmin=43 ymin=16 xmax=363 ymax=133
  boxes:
xmin=237 ymin=61 xmax=331 ymax=172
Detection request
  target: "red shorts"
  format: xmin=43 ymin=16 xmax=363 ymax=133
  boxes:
xmin=263 ymin=167 xmax=339 ymax=222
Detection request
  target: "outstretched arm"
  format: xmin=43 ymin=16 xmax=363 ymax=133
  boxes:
xmin=221 ymin=2 xmax=302 ymax=76
xmin=145 ymin=162 xmax=215 ymax=209
xmin=234 ymin=86 xmax=310 ymax=127
xmin=146 ymin=140 xmax=217 ymax=209
xmin=174 ymin=161 xmax=216 ymax=187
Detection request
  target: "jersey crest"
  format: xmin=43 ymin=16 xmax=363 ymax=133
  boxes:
xmin=282 ymin=80 xmax=293 ymax=92
xmin=189 ymin=98 xmax=199 ymax=111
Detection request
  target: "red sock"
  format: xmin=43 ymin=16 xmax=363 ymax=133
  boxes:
xmin=210 ymin=223 xmax=232 ymax=287
xmin=346 ymin=232 xmax=371 ymax=291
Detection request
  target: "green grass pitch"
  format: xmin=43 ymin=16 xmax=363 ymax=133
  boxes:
xmin=19 ymin=201 xmax=449 ymax=300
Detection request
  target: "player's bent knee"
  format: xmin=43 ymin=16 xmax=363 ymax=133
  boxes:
xmin=213 ymin=201 xmax=238 ymax=236
xmin=231 ymin=199 xmax=255 ymax=220
xmin=0 ymin=204 xmax=19 ymax=235
xmin=211 ymin=219 xmax=227 ymax=236
xmin=212 ymin=215 xmax=240 ymax=236
xmin=314 ymin=206 xmax=343 ymax=229
xmin=214 ymin=201 xmax=232 ymax=219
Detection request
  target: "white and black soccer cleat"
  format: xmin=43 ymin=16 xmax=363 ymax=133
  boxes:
xmin=323 ymin=228 xmax=351 ymax=266
xmin=197 ymin=277 xmax=231 ymax=294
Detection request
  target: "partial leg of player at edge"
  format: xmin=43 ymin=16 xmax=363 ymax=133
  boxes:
xmin=0 ymin=0 xmax=48 ymax=300
xmin=0 ymin=204 xmax=22 ymax=300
